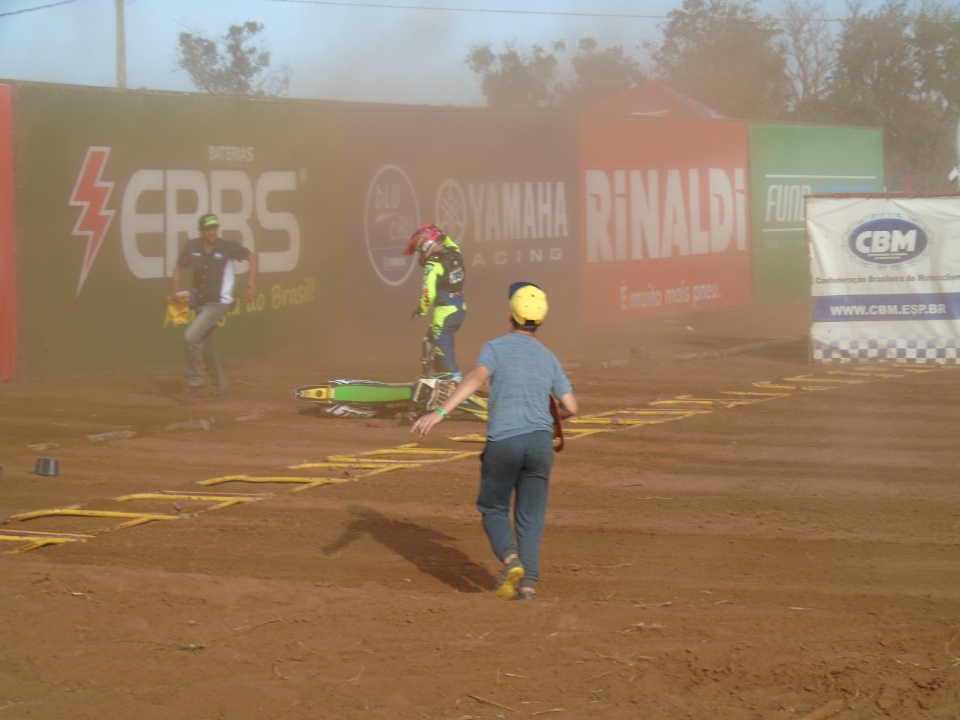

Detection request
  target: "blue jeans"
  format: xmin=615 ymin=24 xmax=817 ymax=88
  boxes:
xmin=183 ymin=302 xmax=232 ymax=390
xmin=428 ymin=305 xmax=464 ymax=375
xmin=476 ymin=430 xmax=554 ymax=587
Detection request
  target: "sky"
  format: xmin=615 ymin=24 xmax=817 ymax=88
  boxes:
xmin=0 ymin=0 xmax=871 ymax=106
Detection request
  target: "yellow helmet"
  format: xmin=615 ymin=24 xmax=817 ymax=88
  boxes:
xmin=509 ymin=282 xmax=548 ymax=326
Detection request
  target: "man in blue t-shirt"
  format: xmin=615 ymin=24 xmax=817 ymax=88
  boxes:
xmin=412 ymin=282 xmax=578 ymax=600
xmin=171 ymin=213 xmax=258 ymax=401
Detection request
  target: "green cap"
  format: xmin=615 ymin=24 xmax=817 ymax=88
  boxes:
xmin=199 ymin=213 xmax=220 ymax=229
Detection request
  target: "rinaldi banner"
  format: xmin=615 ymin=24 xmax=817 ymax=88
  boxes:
xmin=807 ymin=194 xmax=960 ymax=364
xmin=578 ymin=117 xmax=753 ymax=324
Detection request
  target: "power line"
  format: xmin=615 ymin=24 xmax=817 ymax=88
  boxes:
xmin=0 ymin=0 xmax=77 ymax=18
xmin=268 ymin=0 xmax=668 ymax=20
xmin=266 ymin=1 xmax=846 ymax=24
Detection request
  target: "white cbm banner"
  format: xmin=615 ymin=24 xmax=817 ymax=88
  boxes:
xmin=807 ymin=194 xmax=960 ymax=364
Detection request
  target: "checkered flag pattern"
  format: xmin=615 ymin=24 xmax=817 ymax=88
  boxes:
xmin=812 ymin=337 xmax=960 ymax=364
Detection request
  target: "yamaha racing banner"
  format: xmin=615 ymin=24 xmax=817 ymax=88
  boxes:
xmin=807 ymin=194 xmax=960 ymax=364
xmin=340 ymin=104 xmax=579 ymax=361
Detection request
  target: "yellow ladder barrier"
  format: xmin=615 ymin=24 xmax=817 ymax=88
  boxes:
xmin=0 ymin=528 xmax=91 ymax=554
xmin=116 ymin=490 xmax=268 ymax=513
xmin=198 ymin=475 xmax=355 ymax=491
xmin=2 ymin=507 xmax=179 ymax=536
xmin=570 ymin=408 xmax=711 ymax=426
xmin=4 ymin=364 xmax=954 ymax=554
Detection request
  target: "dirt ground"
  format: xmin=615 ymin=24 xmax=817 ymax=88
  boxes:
xmin=0 ymin=301 xmax=958 ymax=720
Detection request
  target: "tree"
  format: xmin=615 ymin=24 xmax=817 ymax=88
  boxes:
xmin=910 ymin=2 xmax=960 ymax=188
xmin=465 ymin=40 xmax=564 ymax=111
xmin=175 ymin=21 xmax=290 ymax=97
xmin=557 ymin=39 xmax=646 ymax=110
xmin=826 ymin=0 xmax=960 ymax=190
xmin=649 ymin=0 xmax=790 ymax=120
xmin=776 ymin=0 xmax=840 ymax=119
xmin=829 ymin=1 xmax=914 ymax=126
xmin=466 ymin=38 xmax=645 ymax=112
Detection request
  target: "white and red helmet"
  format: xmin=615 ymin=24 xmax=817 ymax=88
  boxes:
xmin=404 ymin=223 xmax=444 ymax=265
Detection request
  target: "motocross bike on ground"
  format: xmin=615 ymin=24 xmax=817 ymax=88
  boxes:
xmin=292 ymin=340 xmax=488 ymax=423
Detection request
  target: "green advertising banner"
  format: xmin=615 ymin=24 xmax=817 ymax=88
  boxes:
xmin=12 ymin=83 xmax=347 ymax=379
xmin=748 ymin=123 xmax=884 ymax=302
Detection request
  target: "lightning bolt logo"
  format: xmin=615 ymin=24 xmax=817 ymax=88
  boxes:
xmin=69 ymin=146 xmax=116 ymax=298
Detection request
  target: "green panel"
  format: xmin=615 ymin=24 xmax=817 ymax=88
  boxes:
xmin=748 ymin=123 xmax=885 ymax=302
xmin=334 ymin=385 xmax=413 ymax=402
xmin=13 ymin=83 xmax=347 ymax=378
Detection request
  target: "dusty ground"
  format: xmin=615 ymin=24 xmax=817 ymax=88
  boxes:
xmin=0 ymin=302 xmax=958 ymax=720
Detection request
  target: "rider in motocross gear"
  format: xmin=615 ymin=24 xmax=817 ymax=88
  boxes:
xmin=405 ymin=223 xmax=466 ymax=381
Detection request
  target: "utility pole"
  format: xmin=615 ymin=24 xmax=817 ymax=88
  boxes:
xmin=116 ymin=0 xmax=127 ymax=88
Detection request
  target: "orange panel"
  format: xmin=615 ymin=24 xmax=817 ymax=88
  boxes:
xmin=579 ymin=117 xmax=753 ymax=324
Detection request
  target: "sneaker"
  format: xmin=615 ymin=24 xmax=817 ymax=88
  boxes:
xmin=181 ymin=385 xmax=203 ymax=398
xmin=495 ymin=559 xmax=524 ymax=600
xmin=515 ymin=589 xmax=537 ymax=601
xmin=206 ymin=386 xmax=228 ymax=403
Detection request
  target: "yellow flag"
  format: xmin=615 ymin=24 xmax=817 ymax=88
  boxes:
xmin=166 ymin=292 xmax=191 ymax=326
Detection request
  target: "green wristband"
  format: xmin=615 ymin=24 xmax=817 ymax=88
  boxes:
xmin=435 ymin=408 xmax=448 ymax=418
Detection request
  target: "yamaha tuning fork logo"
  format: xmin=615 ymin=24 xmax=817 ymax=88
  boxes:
xmin=846 ymin=215 xmax=930 ymax=267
